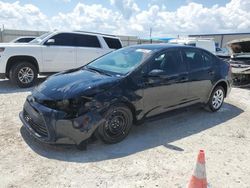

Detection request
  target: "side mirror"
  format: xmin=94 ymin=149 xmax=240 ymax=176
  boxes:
xmin=148 ymin=69 xmax=166 ymax=77
xmin=45 ymin=39 xmax=55 ymax=45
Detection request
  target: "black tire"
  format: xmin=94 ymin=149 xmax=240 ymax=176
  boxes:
xmin=9 ymin=62 xmax=37 ymax=88
xmin=97 ymin=104 xmax=133 ymax=144
xmin=207 ymin=86 xmax=225 ymax=112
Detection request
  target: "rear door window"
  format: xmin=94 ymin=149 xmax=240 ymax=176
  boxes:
xmin=182 ymin=48 xmax=212 ymax=70
xmin=74 ymin=34 xmax=101 ymax=48
xmin=103 ymin=37 xmax=122 ymax=49
xmin=202 ymin=51 xmax=213 ymax=67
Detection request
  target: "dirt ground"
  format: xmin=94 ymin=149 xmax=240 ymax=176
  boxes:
xmin=0 ymin=78 xmax=250 ymax=188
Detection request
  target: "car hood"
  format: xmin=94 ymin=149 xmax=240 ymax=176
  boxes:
xmin=33 ymin=68 xmax=121 ymax=100
xmin=228 ymin=38 xmax=250 ymax=54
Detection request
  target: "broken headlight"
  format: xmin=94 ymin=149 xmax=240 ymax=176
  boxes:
xmin=41 ymin=97 xmax=93 ymax=118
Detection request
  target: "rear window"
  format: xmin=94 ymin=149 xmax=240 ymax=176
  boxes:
xmin=74 ymin=34 xmax=101 ymax=48
xmin=103 ymin=37 xmax=122 ymax=49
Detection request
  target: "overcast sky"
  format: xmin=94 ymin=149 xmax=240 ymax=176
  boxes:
xmin=0 ymin=0 xmax=249 ymax=38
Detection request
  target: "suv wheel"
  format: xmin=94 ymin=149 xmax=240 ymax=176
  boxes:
xmin=207 ymin=86 xmax=225 ymax=112
xmin=10 ymin=62 xmax=37 ymax=88
xmin=97 ymin=104 xmax=133 ymax=144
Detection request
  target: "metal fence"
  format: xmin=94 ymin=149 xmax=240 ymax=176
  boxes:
xmin=0 ymin=29 xmax=46 ymax=43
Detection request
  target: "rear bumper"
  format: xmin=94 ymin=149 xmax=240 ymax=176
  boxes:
xmin=19 ymin=97 xmax=104 ymax=145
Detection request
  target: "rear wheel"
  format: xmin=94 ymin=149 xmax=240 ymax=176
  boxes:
xmin=97 ymin=104 xmax=133 ymax=144
xmin=207 ymin=86 xmax=225 ymax=112
xmin=9 ymin=62 xmax=37 ymax=88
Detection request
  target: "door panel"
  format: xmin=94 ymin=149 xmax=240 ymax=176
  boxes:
xmin=141 ymin=49 xmax=188 ymax=117
xmin=42 ymin=46 xmax=76 ymax=72
xmin=182 ymin=48 xmax=215 ymax=102
xmin=143 ymin=74 xmax=188 ymax=117
xmin=73 ymin=33 xmax=112 ymax=67
xmin=187 ymin=67 xmax=214 ymax=101
xmin=42 ymin=33 xmax=76 ymax=72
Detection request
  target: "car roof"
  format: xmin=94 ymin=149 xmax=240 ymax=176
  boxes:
xmin=128 ymin=43 xmax=197 ymax=51
xmin=53 ymin=31 xmax=120 ymax=39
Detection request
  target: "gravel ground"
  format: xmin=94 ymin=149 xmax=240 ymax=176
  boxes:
xmin=0 ymin=79 xmax=250 ymax=188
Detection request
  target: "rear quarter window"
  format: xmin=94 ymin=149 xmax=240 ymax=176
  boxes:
xmin=103 ymin=37 xmax=122 ymax=49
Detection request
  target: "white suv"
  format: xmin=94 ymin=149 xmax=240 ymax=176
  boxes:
xmin=0 ymin=31 xmax=122 ymax=87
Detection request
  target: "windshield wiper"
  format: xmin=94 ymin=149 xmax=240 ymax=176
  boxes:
xmin=86 ymin=66 xmax=111 ymax=76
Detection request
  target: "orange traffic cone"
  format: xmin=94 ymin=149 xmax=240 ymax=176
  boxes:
xmin=188 ymin=150 xmax=208 ymax=188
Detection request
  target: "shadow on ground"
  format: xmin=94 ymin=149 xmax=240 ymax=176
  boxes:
xmin=20 ymin=102 xmax=243 ymax=163
xmin=0 ymin=78 xmax=46 ymax=94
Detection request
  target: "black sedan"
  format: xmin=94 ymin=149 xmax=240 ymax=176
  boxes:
xmin=19 ymin=44 xmax=232 ymax=149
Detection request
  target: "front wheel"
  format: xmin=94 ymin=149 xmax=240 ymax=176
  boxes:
xmin=97 ymin=104 xmax=133 ymax=144
xmin=207 ymin=86 xmax=225 ymax=112
xmin=9 ymin=62 xmax=37 ymax=88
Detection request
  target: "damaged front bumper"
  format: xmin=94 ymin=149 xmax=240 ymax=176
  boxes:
xmin=19 ymin=96 xmax=105 ymax=145
xmin=231 ymin=64 xmax=250 ymax=86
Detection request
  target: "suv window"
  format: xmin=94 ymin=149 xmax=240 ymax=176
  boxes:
xmin=182 ymin=48 xmax=212 ymax=70
xmin=48 ymin=33 xmax=74 ymax=46
xmin=148 ymin=49 xmax=184 ymax=75
xmin=16 ymin=38 xmax=35 ymax=43
xmin=103 ymin=37 xmax=122 ymax=49
xmin=74 ymin=34 xmax=101 ymax=48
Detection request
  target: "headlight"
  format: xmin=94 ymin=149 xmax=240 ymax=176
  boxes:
xmin=39 ymin=96 xmax=95 ymax=118
xmin=41 ymin=98 xmax=90 ymax=112
xmin=0 ymin=48 xmax=5 ymax=52
xmin=41 ymin=99 xmax=70 ymax=111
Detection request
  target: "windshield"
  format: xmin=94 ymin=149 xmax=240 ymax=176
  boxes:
xmin=29 ymin=32 xmax=52 ymax=44
xmin=86 ymin=47 xmax=152 ymax=75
